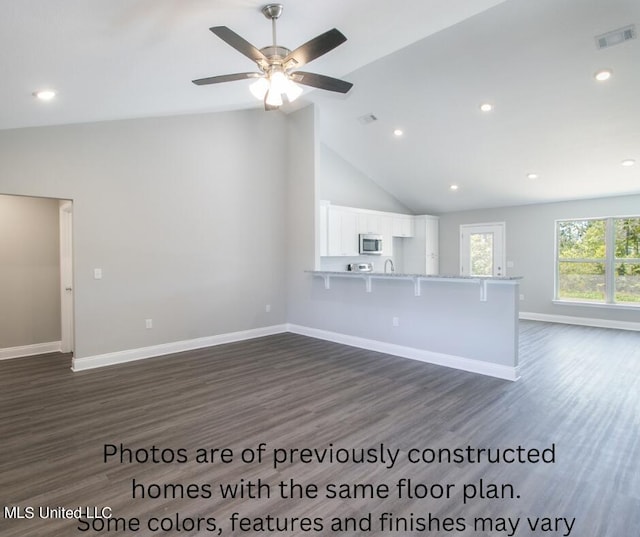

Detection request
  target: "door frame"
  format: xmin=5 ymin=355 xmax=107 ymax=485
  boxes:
xmin=59 ymin=200 xmax=74 ymax=353
xmin=460 ymin=222 xmax=506 ymax=277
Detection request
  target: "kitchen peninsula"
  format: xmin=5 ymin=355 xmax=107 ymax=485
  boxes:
xmin=295 ymin=271 xmax=522 ymax=381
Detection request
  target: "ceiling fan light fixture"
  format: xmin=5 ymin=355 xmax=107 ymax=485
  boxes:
xmin=192 ymin=6 xmax=351 ymax=110
xmin=265 ymin=87 xmax=283 ymax=107
xmin=249 ymin=77 xmax=269 ymax=100
xmin=269 ymin=70 xmax=288 ymax=94
xmin=256 ymin=70 xmax=303 ymax=106
xmin=284 ymin=78 xmax=303 ymax=102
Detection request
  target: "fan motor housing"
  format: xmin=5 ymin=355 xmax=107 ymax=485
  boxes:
xmin=260 ymin=45 xmax=291 ymax=60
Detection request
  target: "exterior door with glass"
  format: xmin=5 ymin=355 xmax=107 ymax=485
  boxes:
xmin=460 ymin=223 xmax=506 ymax=277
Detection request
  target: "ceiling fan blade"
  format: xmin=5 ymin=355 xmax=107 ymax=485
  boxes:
xmin=284 ymin=28 xmax=347 ymax=68
xmin=291 ymin=71 xmax=353 ymax=94
xmin=192 ymin=72 xmax=261 ymax=86
xmin=210 ymin=26 xmax=268 ymax=64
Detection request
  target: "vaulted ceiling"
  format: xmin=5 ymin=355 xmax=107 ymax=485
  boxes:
xmin=2 ymin=0 xmax=639 ymax=212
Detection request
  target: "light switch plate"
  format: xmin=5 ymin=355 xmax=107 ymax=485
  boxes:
xmin=94 ymin=268 xmax=103 ymax=279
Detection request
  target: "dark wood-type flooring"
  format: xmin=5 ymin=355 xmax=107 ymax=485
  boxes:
xmin=1 ymin=320 xmax=639 ymax=536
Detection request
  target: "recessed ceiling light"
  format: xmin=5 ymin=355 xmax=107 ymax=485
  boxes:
xmin=450 ymin=184 xmax=459 ymax=191
xmin=594 ymin=69 xmax=612 ymax=81
xmin=33 ymin=89 xmax=56 ymax=101
xmin=526 ymin=173 xmax=539 ymax=180
xmin=479 ymin=103 xmax=493 ymax=112
xmin=621 ymin=159 xmax=636 ymax=167
xmin=393 ymin=129 xmax=403 ymax=136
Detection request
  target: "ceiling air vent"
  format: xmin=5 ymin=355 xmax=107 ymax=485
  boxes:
xmin=357 ymin=113 xmax=378 ymax=125
xmin=595 ymin=24 xmax=636 ymax=49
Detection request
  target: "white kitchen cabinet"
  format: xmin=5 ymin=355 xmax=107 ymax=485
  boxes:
xmin=320 ymin=202 xmax=415 ymax=258
xmin=424 ymin=216 xmax=439 ymax=275
xmin=356 ymin=211 xmax=385 ymax=235
xmin=403 ymin=215 xmax=439 ymax=275
xmin=357 ymin=212 xmax=393 ymax=255
xmin=379 ymin=215 xmax=394 ymax=257
xmin=327 ymin=206 xmax=359 ymax=256
xmin=319 ymin=201 xmax=329 ymax=257
xmin=392 ymin=214 xmax=415 ymax=237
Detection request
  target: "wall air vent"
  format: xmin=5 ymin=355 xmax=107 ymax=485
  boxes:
xmin=357 ymin=113 xmax=378 ymax=125
xmin=595 ymin=24 xmax=636 ymax=49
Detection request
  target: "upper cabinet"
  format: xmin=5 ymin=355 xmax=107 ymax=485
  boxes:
xmin=320 ymin=202 xmax=429 ymax=259
xmin=392 ymin=214 xmax=414 ymax=238
xmin=327 ymin=205 xmax=359 ymax=257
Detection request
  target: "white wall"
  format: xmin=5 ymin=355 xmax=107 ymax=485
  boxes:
xmin=318 ymin=144 xmax=411 ymax=213
xmin=439 ymin=194 xmax=640 ymax=323
xmin=0 ymin=109 xmax=288 ymax=359
xmin=0 ymin=195 xmax=61 ymax=348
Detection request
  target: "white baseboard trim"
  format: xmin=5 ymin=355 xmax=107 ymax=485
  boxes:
xmin=520 ymin=312 xmax=640 ymax=332
xmin=71 ymin=323 xmax=520 ymax=381
xmin=71 ymin=325 xmax=288 ymax=372
xmin=0 ymin=341 xmax=62 ymax=360
xmin=286 ymin=324 xmax=520 ymax=381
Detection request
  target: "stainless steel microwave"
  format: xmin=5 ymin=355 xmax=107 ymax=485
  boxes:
xmin=359 ymin=233 xmax=383 ymax=255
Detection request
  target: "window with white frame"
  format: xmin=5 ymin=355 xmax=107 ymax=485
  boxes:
xmin=556 ymin=217 xmax=640 ymax=306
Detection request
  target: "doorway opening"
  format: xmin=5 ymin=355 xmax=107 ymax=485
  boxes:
xmin=460 ymin=222 xmax=506 ymax=277
xmin=0 ymin=194 xmax=74 ymax=359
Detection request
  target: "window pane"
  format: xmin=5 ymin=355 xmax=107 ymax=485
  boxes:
xmin=558 ymin=262 xmax=605 ymax=301
xmin=615 ymin=263 xmax=640 ymax=304
xmin=614 ymin=218 xmax=640 ymax=259
xmin=558 ymin=220 xmax=605 ymax=259
xmin=470 ymin=232 xmax=493 ymax=276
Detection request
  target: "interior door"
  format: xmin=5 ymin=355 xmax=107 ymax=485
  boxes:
xmin=460 ymin=223 xmax=505 ymax=277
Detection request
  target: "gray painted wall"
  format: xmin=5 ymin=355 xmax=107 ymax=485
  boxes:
xmin=439 ymin=194 xmax=640 ymax=323
xmin=318 ymin=144 xmax=411 ymax=213
xmin=286 ymin=106 xmax=319 ymax=322
xmin=0 ymin=110 xmax=288 ymax=358
xmin=0 ymin=195 xmax=61 ymax=348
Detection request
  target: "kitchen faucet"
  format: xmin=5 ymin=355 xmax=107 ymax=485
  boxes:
xmin=384 ymin=259 xmax=395 ymax=273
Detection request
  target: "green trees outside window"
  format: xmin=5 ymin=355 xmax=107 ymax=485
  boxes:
xmin=557 ymin=217 xmax=640 ymax=305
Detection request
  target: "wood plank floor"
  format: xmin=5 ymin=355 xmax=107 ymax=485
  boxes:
xmin=1 ymin=320 xmax=639 ymax=536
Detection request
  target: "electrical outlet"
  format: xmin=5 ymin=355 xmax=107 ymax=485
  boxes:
xmin=519 ymin=294 xmax=525 ymax=301
xmin=392 ymin=316 xmax=400 ymax=327
xmin=145 ymin=319 xmax=153 ymax=329
xmin=265 ymin=304 xmax=271 ymax=313
xmin=93 ymin=268 xmax=103 ymax=279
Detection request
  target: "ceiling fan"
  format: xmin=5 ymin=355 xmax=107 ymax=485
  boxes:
xmin=192 ymin=3 xmax=353 ymax=110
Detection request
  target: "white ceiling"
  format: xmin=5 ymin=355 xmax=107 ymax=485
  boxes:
xmin=2 ymin=0 xmax=639 ymax=213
